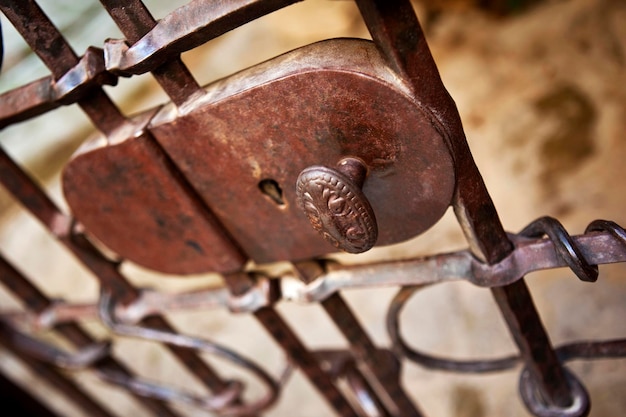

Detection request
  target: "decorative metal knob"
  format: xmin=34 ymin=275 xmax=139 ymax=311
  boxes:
xmin=296 ymin=158 xmax=378 ymax=253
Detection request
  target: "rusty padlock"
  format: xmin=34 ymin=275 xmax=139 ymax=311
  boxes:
xmin=63 ymin=39 xmax=455 ymax=275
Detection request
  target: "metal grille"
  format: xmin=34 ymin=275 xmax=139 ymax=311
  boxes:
xmin=0 ymin=1 xmax=624 ymax=416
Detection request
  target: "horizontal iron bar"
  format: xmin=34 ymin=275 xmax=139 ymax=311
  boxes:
xmin=0 ymin=48 xmax=117 ymax=128
xmin=104 ymin=0 xmax=302 ymax=76
xmin=284 ymin=230 xmax=626 ymax=302
xmin=4 ymin=230 xmax=625 ymax=330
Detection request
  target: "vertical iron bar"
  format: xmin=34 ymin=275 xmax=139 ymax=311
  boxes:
xmin=0 ymin=0 xmax=124 ymax=136
xmin=321 ymin=297 xmax=418 ymax=416
xmin=224 ymin=273 xmax=361 ymax=417
xmin=295 ymin=262 xmax=422 ymax=417
xmin=354 ymin=0 xmax=573 ymax=409
xmin=343 ymin=365 xmax=390 ymax=417
xmin=98 ymin=0 xmax=204 ymax=107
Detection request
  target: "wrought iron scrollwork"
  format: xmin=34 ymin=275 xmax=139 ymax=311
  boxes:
xmin=386 ymin=217 xmax=626 ymax=416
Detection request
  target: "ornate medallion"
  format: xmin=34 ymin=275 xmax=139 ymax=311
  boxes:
xmin=296 ymin=165 xmax=378 ymax=253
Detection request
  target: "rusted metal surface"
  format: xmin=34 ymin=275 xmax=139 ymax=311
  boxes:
xmin=315 ymin=349 xmax=397 ymax=417
xmin=0 ymin=321 xmax=110 ymax=370
xmin=0 ymin=47 xmax=117 ymax=129
xmin=62 ymin=111 xmax=247 ymax=275
xmin=64 ymin=38 xmax=455 ymax=270
xmin=285 ymin=227 xmax=626 ymax=302
xmin=99 ymin=0 xmax=203 ymax=107
xmin=2 ymin=278 xmax=274 ymax=330
xmin=1 ymin=1 xmax=626 ymax=417
xmin=223 ymin=271 xmax=361 ymax=417
xmin=0 ymin=0 xmax=124 ymax=136
xmin=519 ymin=217 xmax=598 ymax=282
xmin=155 ymin=39 xmax=453 ymax=264
xmin=98 ymin=290 xmax=281 ymax=415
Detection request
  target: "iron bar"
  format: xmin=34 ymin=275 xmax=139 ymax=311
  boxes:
xmin=344 ymin=365 xmax=388 ymax=417
xmin=224 ymin=272 xmax=361 ymax=417
xmin=285 ymin=229 xmax=626 ymax=302
xmin=321 ymin=296 xmax=421 ymax=417
xmin=492 ymin=282 xmax=575 ymax=408
xmin=0 ymin=77 xmax=62 ymax=127
xmin=1 ymin=279 xmax=273 ymax=330
xmin=354 ymin=0 xmax=577 ymax=411
xmin=0 ymin=321 xmax=110 ymax=370
xmin=98 ymin=289 xmax=281 ymax=416
xmin=0 ymin=0 xmax=124 ymax=136
xmin=99 ymin=0 xmax=204 ymax=107
xmin=556 ymin=339 xmax=626 ymax=361
xmin=315 ymin=349 xmax=391 ymax=417
xmin=0 ymin=47 xmax=118 ymax=129
xmin=295 ymin=262 xmax=423 ymax=417
xmin=2 ymin=226 xmax=624 ymax=332
xmin=102 ymin=0 xmax=302 ymax=76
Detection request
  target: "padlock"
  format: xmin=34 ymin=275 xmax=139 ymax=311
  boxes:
xmin=63 ymin=39 xmax=455 ymax=275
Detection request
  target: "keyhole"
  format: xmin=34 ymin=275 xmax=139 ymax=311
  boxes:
xmin=259 ymin=179 xmax=285 ymax=206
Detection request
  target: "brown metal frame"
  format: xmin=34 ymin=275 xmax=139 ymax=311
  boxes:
xmin=0 ymin=1 xmax=624 ymax=417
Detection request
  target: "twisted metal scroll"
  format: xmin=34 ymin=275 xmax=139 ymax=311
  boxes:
xmin=386 ymin=217 xmax=626 ymax=417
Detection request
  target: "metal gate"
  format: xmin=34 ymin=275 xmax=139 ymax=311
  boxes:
xmin=0 ymin=1 xmax=624 ymax=416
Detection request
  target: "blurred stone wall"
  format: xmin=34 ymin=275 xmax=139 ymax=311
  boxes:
xmin=0 ymin=0 xmax=624 ymax=416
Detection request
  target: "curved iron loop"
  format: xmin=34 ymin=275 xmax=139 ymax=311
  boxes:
xmin=387 ymin=286 xmax=520 ymax=373
xmin=585 ymin=219 xmax=626 ymax=242
xmin=556 ymin=339 xmax=626 ymax=362
xmin=1 ymin=317 xmax=246 ymax=412
xmin=519 ymin=367 xmax=590 ymax=417
xmin=97 ymin=371 xmax=244 ymax=412
xmin=98 ymin=289 xmax=283 ymax=416
xmin=388 ymin=286 xmax=626 ymax=373
xmin=0 ymin=320 xmax=110 ymax=370
xmin=519 ymin=217 xmax=598 ymax=282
